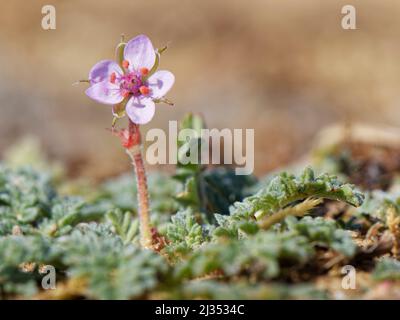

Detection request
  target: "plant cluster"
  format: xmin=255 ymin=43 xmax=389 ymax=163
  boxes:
xmin=3 ymin=120 xmax=400 ymax=300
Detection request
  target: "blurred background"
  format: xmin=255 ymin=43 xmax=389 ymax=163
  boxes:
xmin=1 ymin=0 xmax=400 ymax=179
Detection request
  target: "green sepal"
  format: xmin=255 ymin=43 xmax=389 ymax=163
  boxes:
xmin=115 ymin=38 xmax=126 ymax=69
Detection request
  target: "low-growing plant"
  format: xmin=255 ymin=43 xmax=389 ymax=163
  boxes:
xmin=1 ymin=34 xmax=400 ymax=300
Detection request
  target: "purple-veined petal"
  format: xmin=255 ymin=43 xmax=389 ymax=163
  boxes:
xmin=124 ymin=35 xmax=156 ymax=71
xmin=126 ymin=97 xmax=156 ymax=124
xmin=147 ymin=70 xmax=175 ymax=99
xmin=89 ymin=60 xmax=123 ymax=84
xmin=85 ymin=81 xmax=124 ymax=105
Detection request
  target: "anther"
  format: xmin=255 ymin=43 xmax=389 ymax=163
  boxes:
xmin=139 ymin=86 xmax=150 ymax=95
xmin=110 ymin=72 xmax=116 ymax=84
xmin=122 ymin=60 xmax=130 ymax=69
xmin=140 ymin=67 xmax=149 ymax=76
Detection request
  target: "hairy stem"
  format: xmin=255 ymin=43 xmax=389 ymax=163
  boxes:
xmin=258 ymin=198 xmax=323 ymax=230
xmin=125 ymin=120 xmax=152 ymax=248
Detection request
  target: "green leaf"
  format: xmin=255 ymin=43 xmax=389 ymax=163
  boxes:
xmin=373 ymin=257 xmax=400 ymax=281
xmin=213 ymin=167 xmax=364 ymax=238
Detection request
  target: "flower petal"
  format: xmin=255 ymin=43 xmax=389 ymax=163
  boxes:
xmin=89 ymin=60 xmax=123 ymax=84
xmin=147 ymin=70 xmax=175 ymax=99
xmin=126 ymin=97 xmax=156 ymax=124
xmin=124 ymin=35 xmax=156 ymax=71
xmin=85 ymin=81 xmax=124 ymax=105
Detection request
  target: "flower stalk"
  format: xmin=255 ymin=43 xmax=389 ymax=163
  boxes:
xmin=124 ymin=120 xmax=153 ymax=248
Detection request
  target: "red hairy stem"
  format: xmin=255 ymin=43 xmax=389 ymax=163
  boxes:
xmin=125 ymin=120 xmax=152 ymax=248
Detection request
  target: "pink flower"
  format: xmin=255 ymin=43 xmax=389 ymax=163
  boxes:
xmin=85 ymin=35 xmax=174 ymax=124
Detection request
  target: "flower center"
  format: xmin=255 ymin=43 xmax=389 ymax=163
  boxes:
xmin=112 ymin=70 xmax=150 ymax=98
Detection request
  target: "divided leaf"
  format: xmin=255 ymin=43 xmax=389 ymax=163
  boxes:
xmin=214 ymin=167 xmax=364 ymax=238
